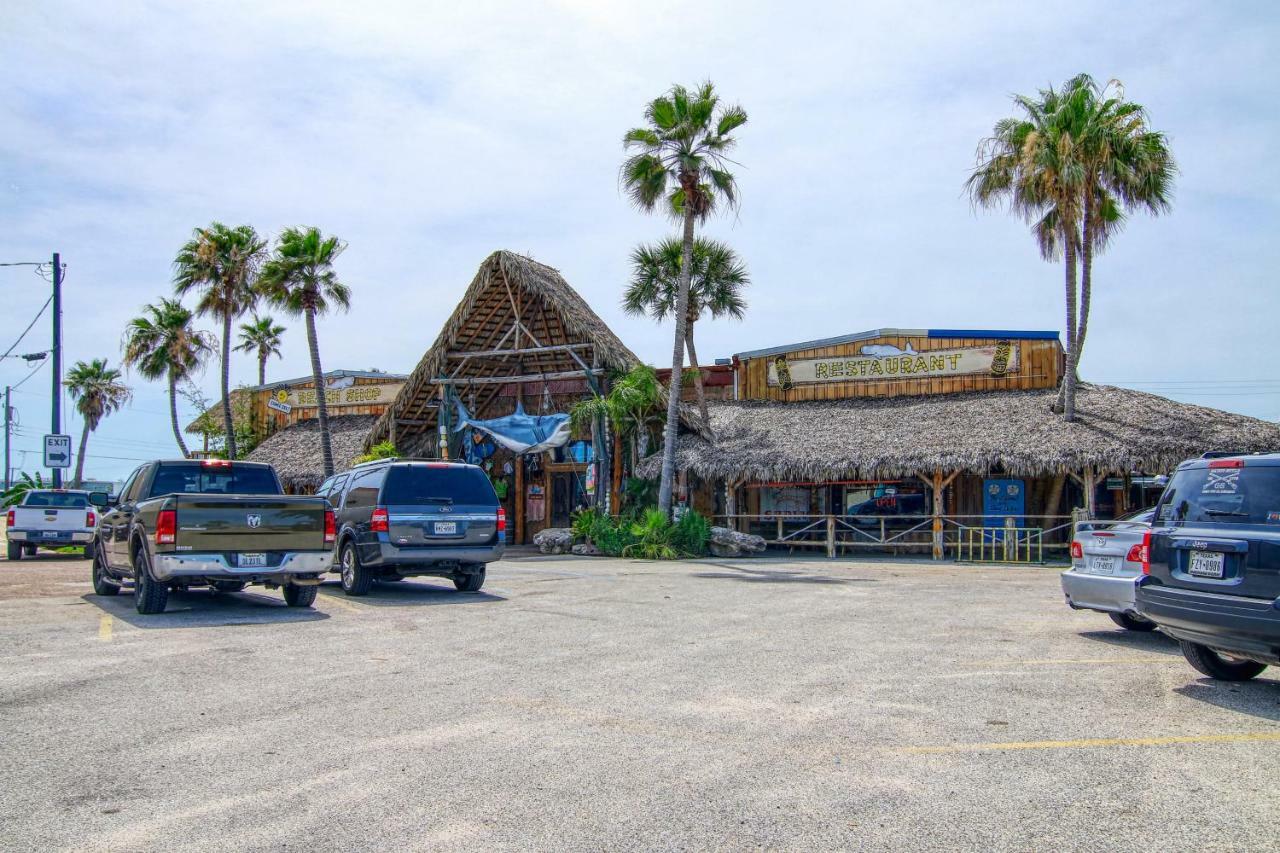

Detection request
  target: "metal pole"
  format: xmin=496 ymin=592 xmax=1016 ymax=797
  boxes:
xmin=3 ymin=385 xmax=10 ymax=490
xmin=50 ymin=252 xmax=62 ymax=488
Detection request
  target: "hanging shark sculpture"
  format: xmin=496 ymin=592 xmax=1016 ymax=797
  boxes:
xmin=453 ymin=399 xmax=572 ymax=456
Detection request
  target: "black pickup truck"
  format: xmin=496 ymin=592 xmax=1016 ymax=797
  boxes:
xmin=1136 ymin=453 xmax=1280 ymax=681
xmin=91 ymin=459 xmax=336 ymax=614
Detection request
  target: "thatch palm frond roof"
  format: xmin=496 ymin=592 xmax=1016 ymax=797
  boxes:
xmin=246 ymin=414 xmax=377 ymax=491
xmin=637 ymin=384 xmax=1280 ymax=482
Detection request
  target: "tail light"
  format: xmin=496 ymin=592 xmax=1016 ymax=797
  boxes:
xmin=86 ymin=510 xmax=97 ymax=528
xmin=1070 ymin=540 xmax=1083 ymax=559
xmin=1208 ymin=458 xmax=1244 ymax=469
xmin=1139 ymin=530 xmax=1152 ymax=574
xmin=496 ymin=506 xmax=506 ymax=533
xmin=155 ymin=509 xmax=177 ymax=545
xmin=370 ymin=507 xmax=389 ymax=533
xmin=5 ymin=509 xmax=14 ymax=528
xmin=324 ymin=509 xmax=336 ymax=545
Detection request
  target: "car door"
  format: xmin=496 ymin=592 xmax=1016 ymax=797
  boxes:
xmin=342 ymin=468 xmax=384 ymax=563
xmin=107 ymin=465 xmax=148 ymax=568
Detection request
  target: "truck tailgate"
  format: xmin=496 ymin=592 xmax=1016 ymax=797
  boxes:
xmin=172 ymin=496 xmax=326 ymax=552
xmin=13 ymin=506 xmax=89 ymax=534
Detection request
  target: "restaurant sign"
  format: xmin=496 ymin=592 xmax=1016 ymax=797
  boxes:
xmin=768 ymin=341 xmax=1017 ymax=387
xmin=274 ymin=381 xmax=403 ymax=409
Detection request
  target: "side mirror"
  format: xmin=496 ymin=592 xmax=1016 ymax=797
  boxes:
xmin=88 ymin=491 xmax=109 ymax=508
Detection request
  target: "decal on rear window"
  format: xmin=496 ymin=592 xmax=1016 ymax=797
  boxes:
xmin=1202 ymin=469 xmax=1240 ymax=494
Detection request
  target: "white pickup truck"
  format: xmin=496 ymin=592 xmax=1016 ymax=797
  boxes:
xmin=5 ymin=489 xmax=105 ymax=560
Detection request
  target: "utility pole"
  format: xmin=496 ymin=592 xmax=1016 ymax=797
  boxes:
xmin=50 ymin=252 xmax=62 ymax=488
xmin=4 ymin=385 xmax=11 ymax=491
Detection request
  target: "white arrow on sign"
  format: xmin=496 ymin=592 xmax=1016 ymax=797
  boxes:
xmin=44 ymin=434 xmax=72 ymax=468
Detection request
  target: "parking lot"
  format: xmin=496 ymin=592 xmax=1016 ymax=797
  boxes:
xmin=2 ymin=551 xmax=1278 ymax=851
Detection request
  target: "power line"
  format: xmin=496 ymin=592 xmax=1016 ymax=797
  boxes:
xmin=0 ymin=295 xmax=53 ymax=361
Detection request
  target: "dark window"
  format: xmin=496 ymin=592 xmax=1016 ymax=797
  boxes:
xmin=23 ymin=492 xmax=89 ymax=508
xmin=120 ymin=466 xmax=146 ymax=503
xmin=147 ymin=463 xmax=281 ymax=497
xmin=325 ymin=475 xmax=349 ymax=507
xmin=343 ymin=469 xmax=384 ymax=510
xmin=1156 ymin=465 xmax=1280 ymax=525
xmin=382 ymin=465 xmax=498 ymax=507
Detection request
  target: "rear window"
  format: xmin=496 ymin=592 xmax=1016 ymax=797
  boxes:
xmin=1155 ymin=464 xmax=1280 ymax=525
xmin=23 ymin=492 xmax=88 ymax=508
xmin=149 ymin=464 xmax=281 ymax=497
xmin=382 ymin=465 xmax=497 ymax=507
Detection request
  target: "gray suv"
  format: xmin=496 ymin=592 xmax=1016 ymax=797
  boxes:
xmin=319 ymin=459 xmax=505 ymax=596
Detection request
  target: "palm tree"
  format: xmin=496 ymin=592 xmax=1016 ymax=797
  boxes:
xmin=234 ymin=314 xmax=286 ymax=386
xmin=623 ymin=236 xmax=748 ymax=425
xmin=122 ymin=298 xmax=216 ymax=458
xmin=64 ymin=359 xmax=132 ymax=487
xmin=621 ymin=82 xmax=747 ymax=515
xmin=173 ymin=222 xmax=266 ymax=458
xmin=570 ymin=365 xmax=665 ymax=468
xmin=966 ymin=75 xmax=1174 ymax=421
xmin=257 ymin=227 xmax=352 ymax=478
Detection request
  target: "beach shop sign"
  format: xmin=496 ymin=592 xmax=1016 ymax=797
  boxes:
xmin=768 ymin=341 xmax=1017 ymax=387
xmin=275 ymin=380 xmax=403 ymax=409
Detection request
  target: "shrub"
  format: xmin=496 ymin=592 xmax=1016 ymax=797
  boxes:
xmin=670 ymin=509 xmax=711 ymax=557
xmin=570 ymin=506 xmax=711 ymax=560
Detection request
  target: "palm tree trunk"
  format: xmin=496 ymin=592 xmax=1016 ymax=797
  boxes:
xmin=73 ymin=425 xmax=89 ymax=488
xmin=1061 ymin=231 xmax=1080 ymax=423
xmin=1075 ymin=202 xmax=1094 ymax=395
xmin=258 ymin=350 xmax=267 ymax=387
xmin=221 ymin=313 xmax=236 ymax=459
xmin=305 ymin=306 xmax=335 ymax=478
xmin=168 ymin=373 xmax=191 ymax=459
xmin=658 ymin=209 xmax=696 ymax=517
xmin=685 ymin=315 xmax=711 ymax=430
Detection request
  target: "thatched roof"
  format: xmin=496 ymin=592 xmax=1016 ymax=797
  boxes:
xmin=246 ymin=414 xmax=377 ymax=490
xmin=367 ymin=250 xmax=706 ymax=453
xmin=637 ymin=383 xmax=1280 ymax=481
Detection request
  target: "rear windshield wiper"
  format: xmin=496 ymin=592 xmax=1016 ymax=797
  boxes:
xmin=1203 ymin=509 xmax=1249 ymax=518
xmin=421 ymin=496 xmax=454 ymax=504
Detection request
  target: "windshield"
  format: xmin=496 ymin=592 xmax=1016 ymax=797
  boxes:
xmin=1155 ymin=465 xmax=1280 ymax=525
xmin=382 ymin=465 xmax=497 ymax=506
xmin=22 ymin=492 xmax=89 ymax=508
xmin=148 ymin=464 xmax=281 ymax=497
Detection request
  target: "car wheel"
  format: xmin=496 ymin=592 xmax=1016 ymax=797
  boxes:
xmin=91 ymin=544 xmax=120 ymax=596
xmin=82 ymin=544 xmax=95 ymax=560
xmin=1179 ymin=641 xmax=1267 ymax=681
xmin=339 ymin=541 xmax=373 ymax=596
xmin=282 ymin=583 xmax=318 ymax=608
xmin=210 ymin=580 xmax=247 ymax=594
xmin=453 ymin=565 xmax=485 ymax=593
xmin=132 ymin=547 xmax=169 ymax=615
xmin=1109 ymin=612 xmax=1157 ymax=632
xmin=6 ymin=541 xmax=21 ymax=561
xmin=24 ymin=543 xmax=37 ymax=556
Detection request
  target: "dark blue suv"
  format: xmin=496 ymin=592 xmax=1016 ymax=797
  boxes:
xmin=1136 ymin=453 xmax=1280 ymax=681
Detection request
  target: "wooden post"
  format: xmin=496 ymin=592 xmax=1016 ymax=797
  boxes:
xmin=928 ymin=470 xmax=960 ymax=561
xmin=611 ymin=429 xmax=623 ymax=518
xmin=1083 ymin=465 xmax=1097 ymax=519
xmin=514 ymin=456 xmax=525 ymax=545
xmin=825 ymin=515 xmax=836 ymax=559
xmin=438 ymin=384 xmax=449 ymax=460
xmin=543 ymin=455 xmax=552 ymax=530
xmin=724 ymin=479 xmax=740 ymax=531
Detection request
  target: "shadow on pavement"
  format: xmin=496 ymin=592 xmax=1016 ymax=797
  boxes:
xmin=1076 ymin=628 xmax=1180 ymax=655
xmin=690 ymin=564 xmax=874 ymax=585
xmin=1174 ymin=679 xmax=1280 ymax=721
xmin=82 ymin=589 xmax=329 ymax=629
xmin=316 ymin=579 xmax=506 ymax=607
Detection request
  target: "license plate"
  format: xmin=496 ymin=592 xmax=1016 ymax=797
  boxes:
xmin=1089 ymin=556 xmax=1115 ymax=575
xmin=237 ymin=552 xmax=268 ymax=568
xmin=433 ymin=521 xmax=457 ymax=536
xmin=42 ymin=531 xmax=59 ymax=539
xmin=1188 ymin=550 xmax=1225 ymax=579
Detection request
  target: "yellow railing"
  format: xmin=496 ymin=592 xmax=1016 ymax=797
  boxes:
xmin=956 ymin=527 xmax=1044 ymax=564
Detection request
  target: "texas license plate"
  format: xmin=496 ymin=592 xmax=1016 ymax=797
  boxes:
xmin=42 ymin=531 xmax=59 ymax=539
xmin=433 ymin=522 xmax=457 ymax=535
xmin=237 ymin=552 xmax=268 ymax=568
xmin=1089 ymin=556 xmax=1115 ymax=575
xmin=1188 ymin=550 xmax=1225 ymax=579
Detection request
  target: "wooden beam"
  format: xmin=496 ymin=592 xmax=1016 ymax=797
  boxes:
xmin=431 ymin=370 xmax=603 ymax=387
xmin=447 ymin=343 xmax=592 ymax=360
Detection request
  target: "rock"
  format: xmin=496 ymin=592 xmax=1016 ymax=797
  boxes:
xmin=534 ymin=528 xmax=574 ymax=555
xmin=571 ymin=543 xmax=602 ymax=557
xmin=707 ymin=526 xmax=767 ymax=558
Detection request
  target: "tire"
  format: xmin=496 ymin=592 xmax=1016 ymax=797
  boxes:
xmin=211 ymin=580 xmax=247 ymax=593
xmin=453 ymin=565 xmax=486 ymax=593
xmin=339 ymin=541 xmax=374 ymax=596
xmin=82 ymin=544 xmax=95 ymax=560
xmin=6 ymin=541 xmax=21 ymax=561
xmin=91 ymin=544 xmax=120 ymax=596
xmin=1179 ymin=641 xmax=1267 ymax=682
xmin=282 ymin=583 xmax=318 ymax=608
xmin=24 ymin=543 xmax=37 ymax=556
xmin=132 ymin=546 xmax=169 ymax=615
xmin=1109 ymin=612 xmax=1157 ymax=632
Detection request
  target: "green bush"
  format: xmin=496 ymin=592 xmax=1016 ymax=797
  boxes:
xmin=670 ymin=509 xmax=711 ymax=556
xmin=570 ymin=505 xmax=711 ymax=560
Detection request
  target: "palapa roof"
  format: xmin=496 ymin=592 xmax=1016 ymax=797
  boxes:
xmin=638 ymin=383 xmax=1280 ymax=482
xmin=246 ymin=414 xmax=378 ymax=490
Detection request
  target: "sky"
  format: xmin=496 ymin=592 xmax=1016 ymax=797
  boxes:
xmin=2 ymin=1 xmax=1278 ymax=483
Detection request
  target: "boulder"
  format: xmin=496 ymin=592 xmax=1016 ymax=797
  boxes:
xmin=571 ymin=542 xmax=603 ymax=557
xmin=534 ymin=527 xmax=574 ymax=555
xmin=708 ymin=526 xmax=768 ymax=558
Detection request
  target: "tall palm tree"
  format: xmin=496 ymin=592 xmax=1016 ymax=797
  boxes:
xmin=622 ymin=82 xmax=747 ymax=515
xmin=966 ymin=74 xmax=1174 ymax=421
xmin=623 ymin=236 xmax=748 ymax=425
xmin=173 ymin=222 xmax=266 ymax=459
xmin=257 ymin=227 xmax=352 ymax=478
xmin=234 ymin=314 xmax=286 ymax=386
xmin=121 ymin=299 xmax=215 ymax=458
xmin=64 ymin=359 xmax=132 ymax=487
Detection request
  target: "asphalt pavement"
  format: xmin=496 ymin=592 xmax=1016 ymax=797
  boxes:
xmin=1 ymin=550 xmax=1278 ymax=851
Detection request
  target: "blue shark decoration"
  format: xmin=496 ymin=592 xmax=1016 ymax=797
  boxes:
xmin=453 ymin=399 xmax=572 ymax=456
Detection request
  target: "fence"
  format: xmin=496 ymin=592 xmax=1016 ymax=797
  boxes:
xmin=714 ymin=513 xmax=1074 ymax=562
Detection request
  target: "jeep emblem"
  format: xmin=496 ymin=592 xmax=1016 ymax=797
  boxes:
xmin=247 ymin=514 xmax=262 ymax=528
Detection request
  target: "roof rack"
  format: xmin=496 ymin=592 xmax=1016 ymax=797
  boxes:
xmin=1200 ymin=451 xmax=1254 ymax=459
xmin=350 ymin=457 xmax=400 ymax=469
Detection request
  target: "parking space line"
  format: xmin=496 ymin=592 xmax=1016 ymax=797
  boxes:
xmin=318 ymin=594 xmax=367 ymax=614
xmin=901 ymin=732 xmax=1280 ymax=754
xmin=98 ymin=614 xmax=112 ymax=642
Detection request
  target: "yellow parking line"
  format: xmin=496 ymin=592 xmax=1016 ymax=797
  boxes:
xmin=901 ymin=732 xmax=1280 ymax=754
xmin=319 ymin=594 xmax=366 ymax=613
xmin=98 ymin=614 xmax=113 ymax=642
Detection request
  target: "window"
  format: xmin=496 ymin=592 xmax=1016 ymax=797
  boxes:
xmin=118 ymin=467 xmax=143 ymax=504
xmin=148 ymin=463 xmax=281 ymax=497
xmin=1156 ymin=465 xmax=1280 ymax=525
xmin=325 ymin=474 xmax=349 ymax=507
xmin=23 ymin=492 xmax=89 ymax=508
xmin=343 ymin=469 xmax=384 ymax=510
xmin=382 ymin=465 xmax=498 ymax=507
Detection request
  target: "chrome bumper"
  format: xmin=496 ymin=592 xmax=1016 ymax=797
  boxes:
xmin=151 ymin=551 xmax=334 ymax=581
xmin=1060 ymin=569 xmax=1140 ymax=615
xmin=5 ymin=530 xmax=92 ymax=543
